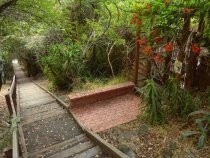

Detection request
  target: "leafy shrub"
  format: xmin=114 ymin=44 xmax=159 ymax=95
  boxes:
xmin=182 ymin=110 xmax=210 ymax=149
xmin=138 ymin=77 xmax=200 ymax=124
xmin=163 ymin=77 xmax=199 ymax=118
xmin=40 ymin=40 xmax=89 ymax=90
xmin=138 ymin=79 xmax=165 ymax=124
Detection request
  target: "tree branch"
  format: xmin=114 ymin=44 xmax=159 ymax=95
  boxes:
xmin=0 ymin=0 xmax=18 ymax=14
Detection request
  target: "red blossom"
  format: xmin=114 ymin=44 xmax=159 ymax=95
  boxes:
xmin=152 ymin=28 xmax=160 ymax=37
xmin=154 ymin=37 xmax=162 ymax=43
xmin=164 ymin=42 xmax=173 ymax=52
xmin=145 ymin=4 xmax=151 ymax=10
xmin=137 ymin=38 xmax=147 ymax=46
xmin=130 ymin=13 xmax=141 ymax=26
xmin=143 ymin=46 xmax=153 ymax=55
xmin=153 ymin=54 xmax=165 ymax=63
xmin=164 ymin=0 xmax=170 ymax=6
xmin=182 ymin=8 xmax=191 ymax=14
xmin=144 ymin=4 xmax=151 ymax=14
xmin=191 ymin=43 xmax=201 ymax=54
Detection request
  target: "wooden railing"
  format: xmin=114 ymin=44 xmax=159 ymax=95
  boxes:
xmin=5 ymin=75 xmax=20 ymax=158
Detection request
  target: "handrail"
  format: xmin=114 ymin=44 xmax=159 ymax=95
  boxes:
xmin=5 ymin=75 xmax=19 ymax=158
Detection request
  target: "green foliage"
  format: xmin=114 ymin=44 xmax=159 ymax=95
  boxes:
xmin=0 ymin=51 xmax=13 ymax=81
xmin=182 ymin=110 xmax=210 ymax=149
xmin=72 ymin=73 xmax=127 ymax=92
xmin=0 ymin=117 xmax=20 ymax=151
xmin=163 ymin=77 xmax=199 ymax=118
xmin=138 ymin=79 xmax=164 ymax=124
xmin=139 ymin=77 xmax=200 ymax=124
xmin=0 ymin=129 xmax=11 ymax=151
xmin=40 ymin=40 xmax=88 ymax=90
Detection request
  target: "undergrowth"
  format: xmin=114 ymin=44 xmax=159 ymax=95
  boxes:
xmin=138 ymin=77 xmax=200 ymax=124
xmin=72 ymin=73 xmax=128 ymax=92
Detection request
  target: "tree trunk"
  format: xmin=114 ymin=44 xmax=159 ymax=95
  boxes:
xmin=185 ymin=14 xmax=205 ymax=88
xmin=176 ymin=15 xmax=191 ymax=85
xmin=134 ymin=30 xmax=140 ymax=85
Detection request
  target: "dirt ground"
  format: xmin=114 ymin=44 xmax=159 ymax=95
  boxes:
xmin=99 ymin=118 xmax=210 ymax=158
xmin=34 ymin=78 xmax=210 ymax=158
xmin=0 ymin=82 xmax=11 ymax=155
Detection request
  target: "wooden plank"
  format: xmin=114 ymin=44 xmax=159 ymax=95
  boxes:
xmin=5 ymin=94 xmax=13 ymax=115
xmin=73 ymin=146 xmax=101 ymax=158
xmin=19 ymin=94 xmax=50 ymax=102
xmin=21 ymin=102 xmax=59 ymax=117
xmin=22 ymin=110 xmax=65 ymax=125
xmin=21 ymin=98 xmax=56 ymax=108
xmin=17 ymin=84 xmax=28 ymax=158
xmin=22 ymin=106 xmax=63 ymax=118
xmin=29 ymin=134 xmax=87 ymax=158
xmin=18 ymin=124 xmax=28 ymax=158
xmin=49 ymin=141 xmax=94 ymax=158
xmin=85 ymin=128 xmax=129 ymax=158
xmin=13 ymin=130 xmax=19 ymax=158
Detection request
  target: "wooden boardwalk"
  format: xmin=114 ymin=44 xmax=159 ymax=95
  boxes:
xmin=13 ymin=64 xmax=127 ymax=158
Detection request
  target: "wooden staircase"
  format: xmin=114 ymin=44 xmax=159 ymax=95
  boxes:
xmin=13 ymin=63 xmax=128 ymax=158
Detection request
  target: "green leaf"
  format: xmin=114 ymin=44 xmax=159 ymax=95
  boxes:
xmin=195 ymin=117 xmax=208 ymax=125
xmin=189 ymin=110 xmax=210 ymax=116
xmin=197 ymin=134 xmax=206 ymax=149
xmin=181 ymin=131 xmax=200 ymax=138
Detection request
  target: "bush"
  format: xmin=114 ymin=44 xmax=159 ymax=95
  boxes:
xmin=40 ymin=40 xmax=89 ymax=90
xmin=138 ymin=79 xmax=165 ymax=124
xmin=163 ymin=77 xmax=199 ymax=118
xmin=138 ymin=77 xmax=201 ymax=124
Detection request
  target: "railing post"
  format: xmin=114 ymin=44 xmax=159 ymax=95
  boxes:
xmin=5 ymin=94 xmax=13 ymax=116
xmin=13 ymin=78 xmax=17 ymax=112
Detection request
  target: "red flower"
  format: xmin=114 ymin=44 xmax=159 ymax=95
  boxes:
xmin=164 ymin=42 xmax=173 ymax=52
xmin=152 ymin=28 xmax=160 ymax=37
xmin=130 ymin=13 xmax=141 ymax=26
xmin=191 ymin=43 xmax=201 ymax=54
xmin=164 ymin=0 xmax=170 ymax=6
xmin=182 ymin=8 xmax=191 ymax=14
xmin=153 ymin=54 xmax=165 ymax=63
xmin=133 ymin=13 xmax=139 ymax=18
xmin=137 ymin=38 xmax=147 ymax=46
xmin=143 ymin=46 xmax=153 ymax=55
xmin=154 ymin=37 xmax=162 ymax=43
xmin=144 ymin=4 xmax=151 ymax=15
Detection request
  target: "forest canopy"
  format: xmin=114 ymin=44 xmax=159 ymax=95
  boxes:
xmin=0 ymin=0 xmax=209 ymax=90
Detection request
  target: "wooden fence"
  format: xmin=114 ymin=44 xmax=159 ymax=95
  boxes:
xmin=5 ymin=75 xmax=20 ymax=158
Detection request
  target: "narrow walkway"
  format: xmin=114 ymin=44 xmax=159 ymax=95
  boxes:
xmin=71 ymin=94 xmax=139 ymax=132
xmin=69 ymin=82 xmax=140 ymax=132
xmin=14 ymin=64 xmax=112 ymax=158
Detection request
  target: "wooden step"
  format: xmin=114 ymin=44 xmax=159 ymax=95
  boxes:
xmin=29 ymin=134 xmax=88 ymax=158
xmin=21 ymin=97 xmax=56 ymax=107
xmin=22 ymin=113 xmax=83 ymax=153
xmin=68 ymin=82 xmax=134 ymax=108
xmin=72 ymin=146 xmax=101 ymax=158
xmin=49 ymin=140 xmax=95 ymax=158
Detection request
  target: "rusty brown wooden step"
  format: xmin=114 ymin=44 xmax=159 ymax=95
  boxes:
xmin=68 ymin=82 xmax=134 ymax=108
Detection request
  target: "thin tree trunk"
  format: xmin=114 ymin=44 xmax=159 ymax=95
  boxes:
xmin=134 ymin=30 xmax=140 ymax=85
xmin=107 ymin=42 xmax=115 ymax=77
xmin=176 ymin=15 xmax=191 ymax=84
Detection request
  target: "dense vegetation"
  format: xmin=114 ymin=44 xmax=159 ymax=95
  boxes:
xmin=0 ymin=0 xmax=210 ymax=151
